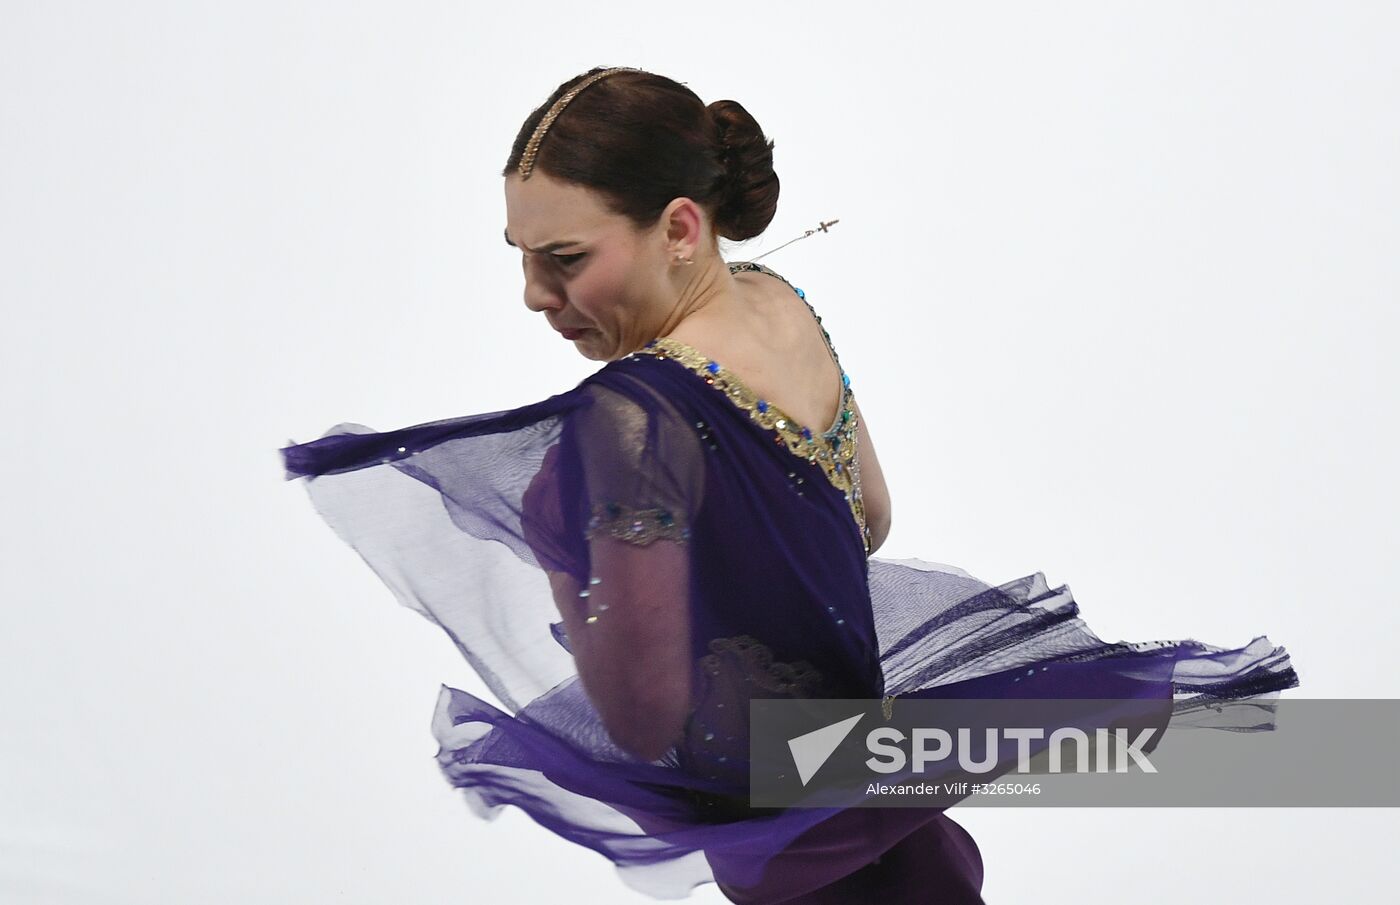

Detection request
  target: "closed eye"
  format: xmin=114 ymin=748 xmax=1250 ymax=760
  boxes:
xmin=554 ymin=253 xmax=586 ymax=267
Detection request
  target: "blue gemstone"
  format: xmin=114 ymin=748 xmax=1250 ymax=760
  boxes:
xmin=801 ymin=427 xmax=812 ymax=440
xmin=705 ymin=361 xmax=720 ymax=374
xmin=757 ymin=399 xmax=768 ymax=413
xmin=841 ymin=373 xmax=850 ymax=387
xmin=795 ymin=287 xmax=805 ymax=298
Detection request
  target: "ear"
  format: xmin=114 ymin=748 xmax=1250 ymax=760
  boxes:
xmin=659 ymin=196 xmax=709 ymax=260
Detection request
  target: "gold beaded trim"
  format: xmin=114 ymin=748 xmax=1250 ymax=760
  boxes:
xmin=519 ymin=67 xmax=642 ymax=180
xmin=745 ymin=258 xmax=869 ymax=558
xmin=585 ymin=500 xmax=691 ymax=545
xmin=699 ymin=634 xmax=824 ymax=695
xmin=632 ymin=335 xmax=869 ymax=553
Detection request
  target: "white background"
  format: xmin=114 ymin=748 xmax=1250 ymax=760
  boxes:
xmin=4 ymin=1 xmax=1397 ymax=902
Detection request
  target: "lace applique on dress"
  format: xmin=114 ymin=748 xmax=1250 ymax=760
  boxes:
xmin=630 ymin=262 xmax=871 ymax=554
xmin=698 ymin=634 xmax=823 ymax=694
xmin=673 ymin=633 xmax=827 ymax=790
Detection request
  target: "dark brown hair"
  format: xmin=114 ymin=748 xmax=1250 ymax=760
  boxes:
xmin=502 ymin=67 xmax=779 ymax=244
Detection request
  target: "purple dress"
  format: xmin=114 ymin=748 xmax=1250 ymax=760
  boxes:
xmin=279 ymin=260 xmax=1299 ymax=903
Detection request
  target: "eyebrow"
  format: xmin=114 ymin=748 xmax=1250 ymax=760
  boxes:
xmin=503 ymin=228 xmax=582 ymax=254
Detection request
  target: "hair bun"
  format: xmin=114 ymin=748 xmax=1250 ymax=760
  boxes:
xmin=505 ymin=69 xmax=781 ymax=247
xmin=707 ymin=100 xmax=780 ymax=243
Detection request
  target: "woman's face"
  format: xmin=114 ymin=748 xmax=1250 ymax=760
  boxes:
xmin=504 ymin=171 xmax=675 ymax=362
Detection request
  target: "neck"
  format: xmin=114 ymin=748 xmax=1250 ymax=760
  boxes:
xmin=654 ymin=254 xmax=738 ymax=339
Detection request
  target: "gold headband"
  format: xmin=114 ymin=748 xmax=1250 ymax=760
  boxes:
xmin=518 ymin=67 xmax=642 ymax=180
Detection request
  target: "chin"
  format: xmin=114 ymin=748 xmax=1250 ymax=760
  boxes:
xmin=571 ymin=339 xmax=607 ymax=362
xmin=570 ymin=333 xmax=617 ymax=362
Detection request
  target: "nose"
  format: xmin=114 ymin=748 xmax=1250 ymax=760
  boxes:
xmin=521 ymin=258 xmax=565 ymax=314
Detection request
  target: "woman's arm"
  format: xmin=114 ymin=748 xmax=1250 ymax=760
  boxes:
xmin=524 ymin=383 xmax=701 ymax=763
xmin=546 ymin=533 xmax=692 ymax=763
xmin=851 ymin=396 xmax=892 ymax=554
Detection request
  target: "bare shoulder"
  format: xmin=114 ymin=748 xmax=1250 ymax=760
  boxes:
xmin=670 ymin=267 xmax=845 ymax=432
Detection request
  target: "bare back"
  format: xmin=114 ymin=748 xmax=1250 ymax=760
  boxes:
xmin=663 ymin=264 xmax=845 ymax=435
xmin=662 ymin=261 xmax=892 ymax=552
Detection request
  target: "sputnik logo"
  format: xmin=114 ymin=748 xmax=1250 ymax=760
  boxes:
xmin=787 ymin=712 xmax=865 ymax=786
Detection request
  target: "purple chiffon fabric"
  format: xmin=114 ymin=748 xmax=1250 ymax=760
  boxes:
xmin=279 ymin=261 xmax=1299 ymax=903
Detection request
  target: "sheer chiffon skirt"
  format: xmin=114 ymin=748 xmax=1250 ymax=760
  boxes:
xmin=421 ymin=553 xmax=1295 ymax=902
xmin=282 ymin=414 xmax=1298 ymax=903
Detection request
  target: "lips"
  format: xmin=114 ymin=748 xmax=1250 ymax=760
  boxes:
xmin=557 ymin=327 xmax=587 ymax=340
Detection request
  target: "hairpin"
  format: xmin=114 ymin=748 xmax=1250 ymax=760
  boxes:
xmin=749 ymin=218 xmax=840 ymax=262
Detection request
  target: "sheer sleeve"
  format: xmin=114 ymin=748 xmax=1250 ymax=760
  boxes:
xmin=523 ymin=375 xmax=705 ymax=763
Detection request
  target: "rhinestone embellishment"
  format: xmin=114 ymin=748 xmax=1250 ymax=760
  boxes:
xmin=585 ymin=501 xmax=691 ymax=545
xmin=630 ymin=261 xmax=870 ymax=553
